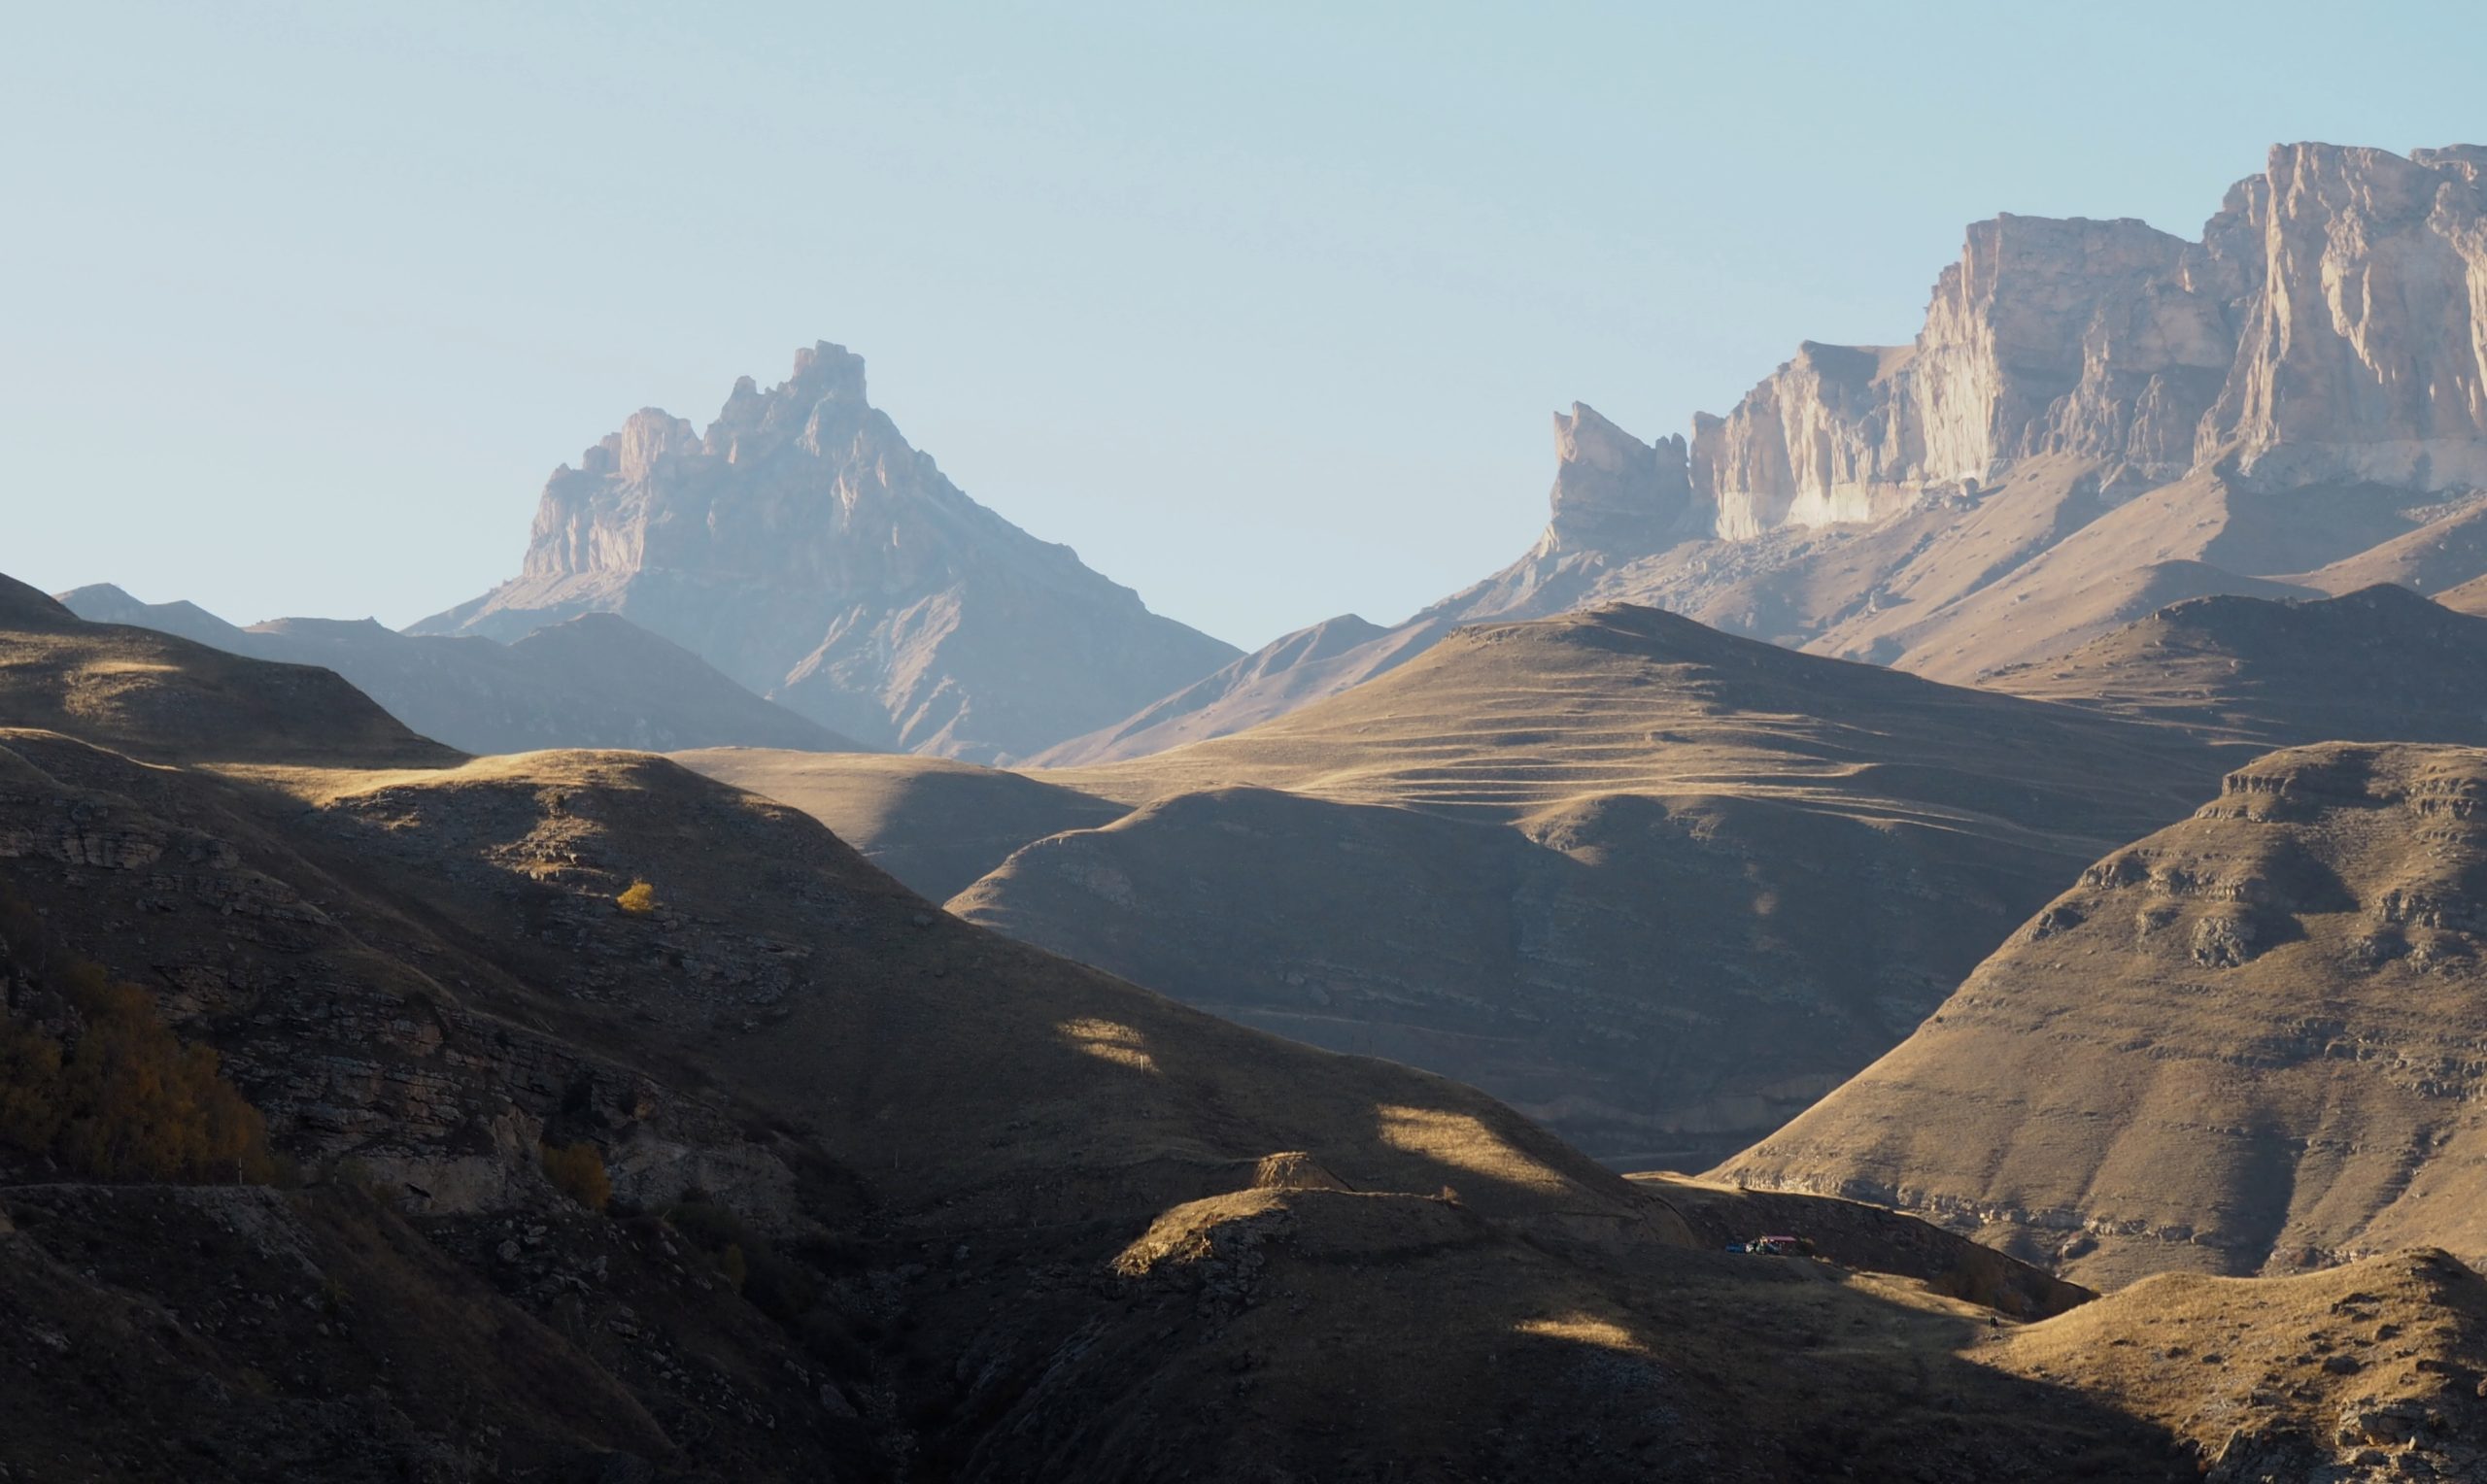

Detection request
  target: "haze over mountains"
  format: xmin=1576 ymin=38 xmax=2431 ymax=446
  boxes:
xmin=54 ymin=582 xmax=860 ymax=757
xmin=414 ymin=343 xmax=1239 ymax=763
xmin=26 ymin=133 xmax=2487 ymax=1481
xmin=1046 ymin=142 xmax=2487 ymax=763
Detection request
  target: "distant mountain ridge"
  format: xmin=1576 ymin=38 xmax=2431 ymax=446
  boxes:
xmin=57 ymin=583 xmax=858 ymax=757
xmin=1049 ymin=142 xmax=2487 ymax=763
xmin=413 ymin=342 xmax=1239 ymax=763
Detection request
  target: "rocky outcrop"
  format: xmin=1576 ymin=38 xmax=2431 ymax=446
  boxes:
xmin=1537 ymin=402 xmax=1697 ymax=556
xmin=1037 ymin=403 xmax=1689 ymax=764
xmin=1700 ymin=144 xmax=2487 ymax=538
xmin=2205 ymin=144 xmax=2487 ymax=490
xmin=1055 ymin=142 xmax=2487 ymax=761
xmin=415 ymin=343 xmax=1238 ymax=763
xmin=1696 ymin=216 xmax=2211 ymax=538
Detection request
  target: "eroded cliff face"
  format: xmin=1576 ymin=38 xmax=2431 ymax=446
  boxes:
xmin=2206 ymin=143 xmax=2487 ymax=489
xmin=1698 ymin=143 xmax=2487 ymax=541
xmin=419 ymin=343 xmax=1238 ymax=763
xmin=1536 ymin=402 xmax=1696 ymax=556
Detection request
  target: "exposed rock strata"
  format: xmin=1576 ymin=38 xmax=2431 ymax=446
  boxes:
xmin=1058 ymin=142 xmax=2487 ymax=763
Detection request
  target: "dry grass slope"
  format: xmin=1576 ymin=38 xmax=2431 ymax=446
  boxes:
xmin=1984 ymin=584 xmax=2487 ymax=749
xmin=940 ymin=603 xmax=2228 ymax=1164
xmin=1720 ymin=742 xmax=2487 ymax=1289
xmin=10 ymin=573 xmax=2485 ymax=1480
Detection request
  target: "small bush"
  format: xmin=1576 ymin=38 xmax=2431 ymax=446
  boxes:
xmin=615 ymin=880 xmax=658 ymax=917
xmin=0 ymin=950 xmax=273 ymax=1184
xmin=541 ymin=1140 xmax=611 ymax=1211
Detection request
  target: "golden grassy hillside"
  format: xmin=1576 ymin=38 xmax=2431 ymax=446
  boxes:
xmin=1984 ymin=585 xmax=2487 ymax=748
xmin=1720 ymin=742 xmax=2487 ymax=1288
xmin=0 ymin=573 xmax=458 ymax=767
xmin=1992 ymin=1249 xmax=2487 ymax=1480
xmin=675 ymin=746 xmax=1122 ymax=900
xmin=825 ymin=603 xmax=2221 ymax=1165
xmin=4 ymin=577 xmax=2260 ymax=1480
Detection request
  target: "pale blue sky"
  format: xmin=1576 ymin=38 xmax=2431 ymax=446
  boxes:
xmin=6 ymin=2 xmax=2479 ymax=648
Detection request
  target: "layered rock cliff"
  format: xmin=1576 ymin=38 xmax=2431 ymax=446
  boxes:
xmin=416 ymin=343 xmax=1238 ymax=763
xmin=1702 ymin=143 xmax=2487 ymax=536
xmin=1058 ymin=142 xmax=2487 ymax=762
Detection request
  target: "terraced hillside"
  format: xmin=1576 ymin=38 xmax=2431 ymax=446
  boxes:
xmin=690 ymin=604 xmax=2227 ymax=1166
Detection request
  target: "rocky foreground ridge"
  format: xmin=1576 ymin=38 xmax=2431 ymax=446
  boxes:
xmin=0 ymin=570 xmax=2283 ymax=1482
xmin=414 ymin=343 xmax=1238 ymax=763
xmin=1045 ymin=141 xmax=2487 ymax=763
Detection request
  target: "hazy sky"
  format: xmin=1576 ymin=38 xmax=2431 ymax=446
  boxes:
xmin=7 ymin=2 xmax=2481 ymax=649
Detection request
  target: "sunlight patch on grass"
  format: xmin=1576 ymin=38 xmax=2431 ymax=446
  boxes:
xmin=1058 ymin=1016 xmax=1160 ymax=1073
xmin=1378 ymin=1105 xmax=1571 ymax=1195
xmin=1514 ymin=1312 xmax=1647 ymax=1352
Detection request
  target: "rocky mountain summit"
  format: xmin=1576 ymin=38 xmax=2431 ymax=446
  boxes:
xmin=1050 ymin=142 xmax=2487 ymax=763
xmin=415 ymin=343 xmax=1238 ymax=763
xmin=57 ymin=582 xmax=860 ymax=757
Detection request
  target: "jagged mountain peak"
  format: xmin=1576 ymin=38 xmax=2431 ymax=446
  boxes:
xmin=417 ymin=339 xmax=1238 ymax=762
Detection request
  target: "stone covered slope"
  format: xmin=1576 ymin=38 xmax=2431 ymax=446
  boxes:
xmin=59 ymin=582 xmax=863 ymax=757
xmin=740 ymin=604 xmax=2228 ymax=1168
xmin=1992 ymin=1250 xmax=2487 ymax=1484
xmin=1982 ymin=584 xmax=2487 ymax=747
xmin=1056 ymin=142 xmax=2487 ymax=763
xmin=3 ymin=575 xmax=2231 ymax=1481
xmin=414 ymin=342 xmax=1237 ymax=763
xmin=1718 ymin=743 xmax=2487 ymax=1289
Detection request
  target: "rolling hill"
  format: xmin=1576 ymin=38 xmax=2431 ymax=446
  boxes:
xmin=692 ymin=603 xmax=2229 ymax=1168
xmin=1718 ymin=742 xmax=2487 ymax=1291
xmin=21 ymin=572 xmax=2487 ymax=1477
xmin=0 ymin=565 xmax=2221 ymax=1481
xmin=1981 ymin=584 xmax=2487 ymax=748
xmin=56 ymin=581 xmax=862 ymax=756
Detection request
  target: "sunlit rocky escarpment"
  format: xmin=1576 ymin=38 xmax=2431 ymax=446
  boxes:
xmin=1048 ymin=142 xmax=2487 ymax=763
